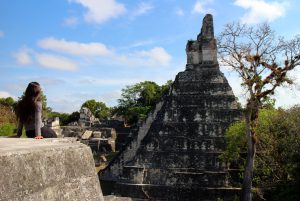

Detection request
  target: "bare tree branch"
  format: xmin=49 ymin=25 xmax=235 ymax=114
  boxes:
xmin=217 ymin=22 xmax=300 ymax=201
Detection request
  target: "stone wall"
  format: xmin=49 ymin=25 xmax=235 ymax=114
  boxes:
xmin=100 ymin=101 xmax=164 ymax=181
xmin=0 ymin=138 xmax=104 ymax=201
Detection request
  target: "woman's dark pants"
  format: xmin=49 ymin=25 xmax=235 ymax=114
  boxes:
xmin=26 ymin=126 xmax=57 ymax=138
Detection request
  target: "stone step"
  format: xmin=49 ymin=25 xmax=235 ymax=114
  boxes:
xmin=142 ymin=123 xmax=228 ymax=133
xmin=122 ymin=166 xmax=228 ymax=175
xmin=113 ymin=183 xmax=241 ymax=201
xmin=137 ymin=148 xmax=226 ymax=155
xmin=176 ymin=71 xmax=226 ymax=82
xmin=139 ymin=138 xmax=226 ymax=152
xmin=104 ymin=195 xmax=133 ymax=201
xmin=170 ymin=95 xmax=237 ymax=108
xmin=128 ymin=152 xmax=225 ymax=170
xmin=174 ymin=83 xmax=233 ymax=94
xmin=156 ymin=108 xmax=241 ymax=123
xmin=120 ymin=167 xmax=229 ymax=187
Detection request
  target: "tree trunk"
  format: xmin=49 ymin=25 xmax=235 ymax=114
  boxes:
xmin=241 ymin=109 xmax=257 ymax=201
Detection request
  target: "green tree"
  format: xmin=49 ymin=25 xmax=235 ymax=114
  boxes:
xmin=270 ymin=107 xmax=300 ymax=201
xmin=82 ymin=99 xmax=110 ymax=120
xmin=218 ymin=23 xmax=300 ymax=200
xmin=0 ymin=123 xmax=16 ymax=136
xmin=0 ymin=104 xmax=16 ymax=125
xmin=0 ymin=103 xmax=17 ymax=136
xmin=221 ymin=106 xmax=300 ymax=200
xmin=47 ymin=111 xmax=80 ymax=126
xmin=67 ymin=111 xmax=80 ymax=124
xmin=271 ymin=107 xmax=300 ymax=182
xmin=118 ymin=81 xmax=156 ymax=107
xmin=115 ymin=80 xmax=172 ymax=125
xmin=161 ymin=80 xmax=173 ymax=95
xmin=0 ymin=97 xmax=15 ymax=107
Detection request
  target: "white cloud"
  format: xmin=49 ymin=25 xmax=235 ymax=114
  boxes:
xmin=6 ymin=82 xmax=26 ymax=93
xmin=48 ymin=98 xmax=82 ymax=113
xmin=192 ymin=0 xmax=214 ymax=14
xmin=31 ymin=77 xmax=66 ymax=86
xmin=63 ymin=16 xmax=79 ymax=27
xmin=48 ymin=90 xmax=121 ymax=112
xmin=15 ymin=37 xmax=171 ymax=70
xmin=176 ymin=8 xmax=185 ymax=16
xmin=122 ymin=40 xmax=154 ymax=49
xmin=0 ymin=31 xmax=4 ymax=38
xmin=136 ymin=47 xmax=172 ymax=66
xmin=193 ymin=1 xmax=205 ymax=13
xmin=275 ymin=86 xmax=300 ymax=108
xmin=78 ymin=77 xmax=143 ymax=86
xmin=13 ymin=48 xmax=32 ymax=65
xmin=38 ymin=37 xmax=113 ymax=57
xmin=0 ymin=91 xmax=13 ymax=98
xmin=131 ymin=2 xmax=154 ymax=19
xmin=99 ymin=91 xmax=121 ymax=105
xmin=269 ymin=69 xmax=300 ymax=108
xmin=38 ymin=37 xmax=171 ymax=67
xmin=116 ymin=47 xmax=172 ymax=67
xmin=234 ymin=0 xmax=289 ymax=24
xmin=68 ymin=0 xmax=126 ymax=24
xmin=36 ymin=53 xmax=78 ymax=71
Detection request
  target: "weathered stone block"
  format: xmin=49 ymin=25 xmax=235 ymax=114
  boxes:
xmin=0 ymin=138 xmax=104 ymax=201
xmin=104 ymin=195 xmax=132 ymax=201
xmin=93 ymin=131 xmax=102 ymax=138
xmin=82 ymin=130 xmax=93 ymax=139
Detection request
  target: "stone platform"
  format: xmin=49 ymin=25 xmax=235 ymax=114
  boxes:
xmin=0 ymin=138 xmax=104 ymax=201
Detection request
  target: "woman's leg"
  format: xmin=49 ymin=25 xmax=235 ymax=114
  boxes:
xmin=41 ymin=126 xmax=57 ymax=138
xmin=26 ymin=130 xmax=36 ymax=138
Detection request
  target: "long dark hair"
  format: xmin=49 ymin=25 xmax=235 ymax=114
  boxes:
xmin=16 ymin=82 xmax=42 ymax=123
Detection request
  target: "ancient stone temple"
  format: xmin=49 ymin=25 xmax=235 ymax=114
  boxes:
xmin=79 ymin=106 xmax=96 ymax=127
xmin=100 ymin=14 xmax=241 ymax=200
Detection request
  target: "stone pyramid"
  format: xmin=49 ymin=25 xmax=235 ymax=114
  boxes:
xmin=100 ymin=14 xmax=241 ymax=200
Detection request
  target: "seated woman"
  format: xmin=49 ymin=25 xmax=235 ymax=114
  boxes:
xmin=16 ymin=82 xmax=57 ymax=139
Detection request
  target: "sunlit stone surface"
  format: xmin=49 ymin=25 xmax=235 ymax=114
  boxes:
xmin=0 ymin=138 xmax=104 ymax=201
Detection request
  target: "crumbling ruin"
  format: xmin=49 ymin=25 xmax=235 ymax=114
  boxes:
xmin=79 ymin=106 xmax=98 ymax=127
xmin=61 ymin=107 xmax=122 ymax=170
xmin=100 ymin=14 xmax=241 ymax=200
xmin=0 ymin=138 xmax=104 ymax=201
xmin=44 ymin=117 xmax=63 ymax=137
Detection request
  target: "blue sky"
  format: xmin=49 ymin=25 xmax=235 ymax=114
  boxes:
xmin=1 ymin=0 xmax=300 ymax=113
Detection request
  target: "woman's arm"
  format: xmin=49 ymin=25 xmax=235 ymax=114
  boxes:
xmin=34 ymin=101 xmax=43 ymax=137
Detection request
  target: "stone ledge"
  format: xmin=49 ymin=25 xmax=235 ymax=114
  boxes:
xmin=114 ymin=183 xmax=241 ymax=201
xmin=104 ymin=195 xmax=133 ymax=201
xmin=0 ymin=138 xmax=104 ymax=201
xmin=0 ymin=138 xmax=78 ymax=153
